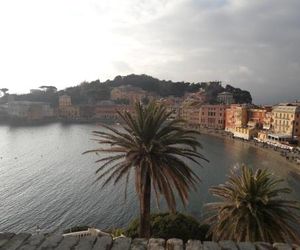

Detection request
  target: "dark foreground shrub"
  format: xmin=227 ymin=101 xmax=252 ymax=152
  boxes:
xmin=125 ymin=212 xmax=210 ymax=242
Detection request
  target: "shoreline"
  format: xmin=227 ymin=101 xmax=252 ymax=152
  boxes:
xmin=199 ymin=128 xmax=300 ymax=173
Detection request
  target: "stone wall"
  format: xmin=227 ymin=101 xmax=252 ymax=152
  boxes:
xmin=0 ymin=232 xmax=299 ymax=250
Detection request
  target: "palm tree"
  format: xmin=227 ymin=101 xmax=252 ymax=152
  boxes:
xmin=205 ymin=165 xmax=300 ymax=243
xmin=84 ymin=102 xmax=207 ymax=237
xmin=0 ymin=88 xmax=8 ymax=97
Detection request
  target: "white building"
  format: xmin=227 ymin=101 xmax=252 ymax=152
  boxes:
xmin=8 ymin=101 xmax=54 ymax=120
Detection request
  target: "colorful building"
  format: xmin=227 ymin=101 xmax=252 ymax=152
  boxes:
xmin=225 ymin=104 xmax=249 ymax=132
xmin=233 ymin=127 xmax=257 ymax=140
xmin=247 ymin=107 xmax=272 ymax=129
xmin=269 ymin=104 xmax=300 ymax=142
xmin=94 ymin=104 xmax=134 ymax=122
xmin=58 ymin=95 xmax=80 ymax=119
xmin=110 ymin=85 xmax=148 ymax=104
xmin=199 ymin=104 xmax=227 ymax=129
xmin=179 ymin=105 xmax=201 ymax=128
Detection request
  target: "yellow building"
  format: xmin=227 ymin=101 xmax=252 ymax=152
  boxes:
xmin=58 ymin=95 xmax=80 ymax=119
xmin=59 ymin=95 xmax=72 ymax=107
xmin=233 ymin=127 xmax=257 ymax=140
xmin=110 ymin=85 xmax=147 ymax=104
xmin=179 ymin=104 xmax=201 ymax=128
xmin=269 ymin=104 xmax=300 ymax=142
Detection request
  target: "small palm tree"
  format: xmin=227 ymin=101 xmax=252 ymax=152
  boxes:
xmin=84 ymin=102 xmax=207 ymax=237
xmin=205 ymin=165 xmax=300 ymax=243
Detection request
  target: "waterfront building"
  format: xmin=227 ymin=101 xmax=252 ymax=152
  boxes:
xmin=199 ymin=104 xmax=227 ymax=129
xmin=156 ymin=97 xmax=182 ymax=120
xmin=233 ymin=127 xmax=257 ymax=140
xmin=79 ymin=105 xmax=96 ymax=120
xmin=225 ymin=104 xmax=248 ymax=132
xmin=269 ymin=103 xmax=300 ymax=142
xmin=217 ymin=92 xmax=235 ymax=105
xmin=247 ymin=107 xmax=272 ymax=129
xmin=59 ymin=95 xmax=72 ymax=107
xmin=7 ymin=101 xmax=54 ymax=120
xmin=179 ymin=105 xmax=201 ymax=128
xmin=110 ymin=85 xmax=148 ymax=104
xmin=58 ymin=95 xmax=80 ymax=119
xmin=94 ymin=104 xmax=134 ymax=121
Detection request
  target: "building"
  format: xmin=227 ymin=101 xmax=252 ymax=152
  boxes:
xmin=233 ymin=127 xmax=257 ymax=140
xmin=184 ymin=89 xmax=207 ymax=104
xmin=199 ymin=104 xmax=227 ymax=129
xmin=217 ymin=92 xmax=235 ymax=105
xmin=7 ymin=101 xmax=54 ymax=120
xmin=94 ymin=104 xmax=134 ymax=122
xmin=58 ymin=95 xmax=80 ymax=119
xmin=110 ymin=85 xmax=148 ymax=104
xmin=268 ymin=104 xmax=300 ymax=142
xmin=59 ymin=95 xmax=72 ymax=107
xmin=247 ymin=107 xmax=272 ymax=129
xmin=179 ymin=105 xmax=201 ymax=128
xmin=225 ymin=104 xmax=249 ymax=132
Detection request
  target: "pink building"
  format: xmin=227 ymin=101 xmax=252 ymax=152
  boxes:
xmin=199 ymin=104 xmax=227 ymax=129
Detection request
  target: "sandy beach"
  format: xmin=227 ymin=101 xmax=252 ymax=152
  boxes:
xmin=199 ymin=128 xmax=300 ymax=173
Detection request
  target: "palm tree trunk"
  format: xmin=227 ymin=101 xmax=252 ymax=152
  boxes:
xmin=139 ymin=172 xmax=151 ymax=238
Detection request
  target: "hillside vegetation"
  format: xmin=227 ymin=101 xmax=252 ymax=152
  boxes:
xmin=1 ymin=74 xmax=252 ymax=106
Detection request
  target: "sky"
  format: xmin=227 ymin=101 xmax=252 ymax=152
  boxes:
xmin=0 ymin=0 xmax=299 ymax=104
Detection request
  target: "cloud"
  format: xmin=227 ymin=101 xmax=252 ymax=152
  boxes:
xmin=0 ymin=0 xmax=299 ymax=104
xmin=115 ymin=0 xmax=300 ymax=103
xmin=112 ymin=61 xmax=133 ymax=73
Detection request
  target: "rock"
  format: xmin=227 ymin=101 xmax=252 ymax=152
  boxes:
xmin=148 ymin=238 xmax=165 ymax=250
xmin=55 ymin=236 xmax=79 ymax=250
xmin=237 ymin=242 xmax=256 ymax=250
xmin=273 ymin=243 xmax=292 ymax=250
xmin=219 ymin=241 xmax=238 ymax=250
xmin=92 ymin=236 xmax=113 ymax=250
xmin=75 ymin=235 xmax=97 ymax=250
xmin=185 ymin=240 xmax=203 ymax=250
xmin=203 ymin=241 xmax=221 ymax=250
xmin=0 ymin=233 xmax=15 ymax=247
xmin=37 ymin=233 xmax=63 ymax=249
xmin=111 ymin=237 xmax=132 ymax=250
xmin=19 ymin=234 xmax=46 ymax=250
xmin=166 ymin=238 xmax=183 ymax=250
xmin=130 ymin=238 xmax=148 ymax=250
xmin=255 ymin=242 xmax=273 ymax=250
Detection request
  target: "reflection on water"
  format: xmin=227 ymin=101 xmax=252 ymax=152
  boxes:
xmin=0 ymin=123 xmax=299 ymax=233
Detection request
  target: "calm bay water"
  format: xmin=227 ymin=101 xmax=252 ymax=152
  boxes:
xmin=0 ymin=123 xmax=299 ymax=233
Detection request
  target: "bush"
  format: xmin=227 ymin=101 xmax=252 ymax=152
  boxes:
xmin=125 ymin=212 xmax=210 ymax=242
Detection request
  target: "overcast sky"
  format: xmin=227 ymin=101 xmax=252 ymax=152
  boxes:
xmin=0 ymin=0 xmax=299 ymax=104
